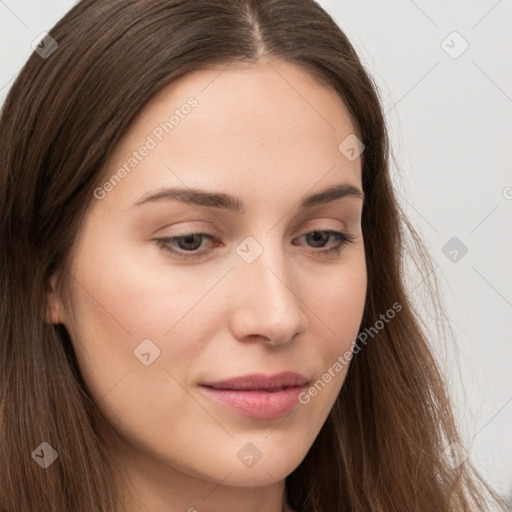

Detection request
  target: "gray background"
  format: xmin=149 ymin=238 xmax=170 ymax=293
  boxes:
xmin=1 ymin=0 xmax=511 ymax=500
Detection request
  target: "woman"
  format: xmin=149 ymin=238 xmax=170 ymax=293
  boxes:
xmin=0 ymin=1 xmax=506 ymax=511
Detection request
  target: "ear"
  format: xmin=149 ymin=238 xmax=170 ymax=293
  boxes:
xmin=45 ymin=271 xmax=66 ymax=325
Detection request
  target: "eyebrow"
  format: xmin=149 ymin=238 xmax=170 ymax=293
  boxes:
xmin=130 ymin=182 xmax=364 ymax=212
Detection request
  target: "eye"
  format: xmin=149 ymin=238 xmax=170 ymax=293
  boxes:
xmin=154 ymin=229 xmax=355 ymax=260
xmin=293 ymin=229 xmax=355 ymax=256
xmin=154 ymin=231 xmax=220 ymax=260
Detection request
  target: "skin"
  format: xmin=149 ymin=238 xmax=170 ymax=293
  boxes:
xmin=47 ymin=57 xmax=367 ymax=512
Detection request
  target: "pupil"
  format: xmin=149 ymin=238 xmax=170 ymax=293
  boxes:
xmin=308 ymin=231 xmax=327 ymax=248
xmin=180 ymin=234 xmax=202 ymax=250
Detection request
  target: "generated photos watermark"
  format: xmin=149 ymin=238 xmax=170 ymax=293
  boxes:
xmin=299 ymin=301 xmax=402 ymax=404
xmin=93 ymin=96 xmax=198 ymax=200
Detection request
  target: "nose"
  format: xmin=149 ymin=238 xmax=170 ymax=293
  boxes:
xmin=228 ymin=239 xmax=308 ymax=346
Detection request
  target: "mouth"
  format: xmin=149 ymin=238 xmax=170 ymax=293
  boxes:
xmin=199 ymin=372 xmax=309 ymax=420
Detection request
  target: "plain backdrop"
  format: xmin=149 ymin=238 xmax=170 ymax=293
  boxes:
xmin=1 ymin=0 xmax=511 ymax=500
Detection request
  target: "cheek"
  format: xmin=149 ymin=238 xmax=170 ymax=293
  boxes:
xmin=68 ymin=232 xmax=218 ymax=346
xmin=64 ymin=256 xmax=212 ymax=465
xmin=292 ymin=256 xmax=367 ymax=416
xmin=307 ymin=257 xmax=367 ymax=354
xmin=63 ymin=243 xmax=202 ymax=404
xmin=64 ymin=236 xmax=237 ymax=443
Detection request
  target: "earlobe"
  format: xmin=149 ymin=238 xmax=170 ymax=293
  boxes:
xmin=45 ymin=272 xmax=65 ymax=325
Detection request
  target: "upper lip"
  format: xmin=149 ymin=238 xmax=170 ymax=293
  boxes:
xmin=200 ymin=371 xmax=309 ymax=391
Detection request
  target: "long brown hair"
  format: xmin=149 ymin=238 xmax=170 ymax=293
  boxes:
xmin=0 ymin=1 xmax=506 ymax=511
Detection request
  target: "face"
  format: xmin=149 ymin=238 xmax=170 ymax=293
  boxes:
xmin=48 ymin=58 xmax=366 ymax=508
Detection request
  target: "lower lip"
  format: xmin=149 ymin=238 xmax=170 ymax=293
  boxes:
xmin=199 ymin=385 xmax=304 ymax=420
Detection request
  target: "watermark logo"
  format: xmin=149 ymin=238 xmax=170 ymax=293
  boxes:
xmin=338 ymin=134 xmax=365 ymax=161
xmin=235 ymin=236 xmax=264 ymax=263
xmin=32 ymin=32 xmax=58 ymax=59
xmin=441 ymin=31 xmax=469 ymax=60
xmin=236 ymin=442 xmax=262 ymax=468
xmin=441 ymin=441 xmax=468 ymax=469
xmin=133 ymin=338 xmax=161 ymax=366
xmin=31 ymin=441 xmax=58 ymax=469
xmin=442 ymin=236 xmax=468 ymax=263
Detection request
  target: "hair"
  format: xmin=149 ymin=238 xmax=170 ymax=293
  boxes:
xmin=0 ymin=1 xmax=507 ymax=511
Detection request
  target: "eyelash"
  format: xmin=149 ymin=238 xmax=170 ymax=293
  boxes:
xmin=154 ymin=229 xmax=355 ymax=260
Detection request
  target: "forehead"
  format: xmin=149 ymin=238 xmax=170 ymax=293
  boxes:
xmin=131 ymin=58 xmax=359 ymax=144
xmin=99 ymin=58 xmax=362 ymax=211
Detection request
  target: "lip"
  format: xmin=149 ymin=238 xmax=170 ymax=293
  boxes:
xmin=199 ymin=372 xmax=309 ymax=420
